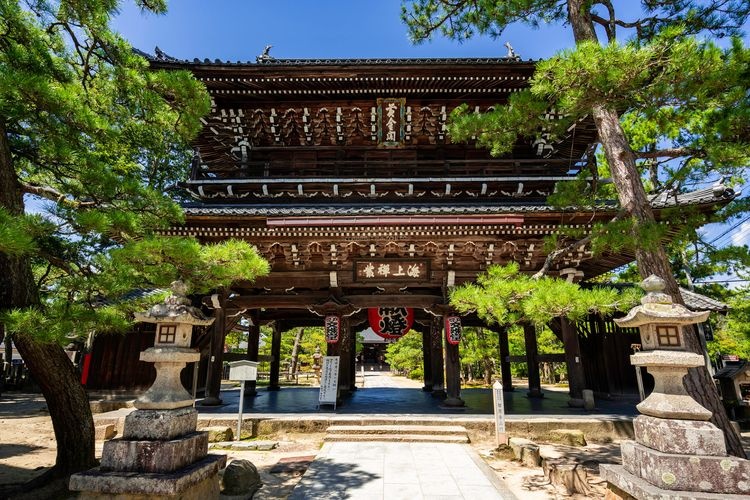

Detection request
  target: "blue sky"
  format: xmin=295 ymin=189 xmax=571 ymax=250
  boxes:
xmin=108 ymin=1 xmax=749 ymax=283
xmin=112 ymin=0 xmax=576 ymax=61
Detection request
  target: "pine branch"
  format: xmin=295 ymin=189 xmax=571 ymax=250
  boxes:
xmin=20 ymin=182 xmax=95 ymax=208
xmin=532 ymin=209 xmax=626 ymax=279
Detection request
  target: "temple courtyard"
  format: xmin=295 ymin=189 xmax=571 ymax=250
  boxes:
xmin=2 ymin=373 xmax=748 ymax=499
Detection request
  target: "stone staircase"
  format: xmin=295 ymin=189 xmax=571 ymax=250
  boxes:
xmin=324 ymin=424 xmax=470 ymax=443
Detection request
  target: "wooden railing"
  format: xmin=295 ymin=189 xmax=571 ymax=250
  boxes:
xmin=192 ymin=158 xmax=584 ymax=180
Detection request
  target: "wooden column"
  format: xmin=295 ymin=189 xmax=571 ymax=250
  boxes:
xmin=430 ymin=316 xmax=445 ymax=398
xmin=349 ymin=328 xmax=357 ymax=392
xmin=524 ymin=323 xmax=543 ymax=398
xmin=444 ymin=324 xmax=465 ymax=407
xmin=421 ymin=326 xmax=433 ymax=392
xmin=202 ymin=306 xmax=226 ymax=406
xmin=497 ymin=326 xmax=514 ymax=391
xmin=244 ymin=310 xmax=260 ymax=397
xmin=268 ymin=321 xmax=282 ymax=391
xmin=561 ymin=317 xmax=586 ymax=407
xmin=338 ymin=316 xmax=353 ymax=397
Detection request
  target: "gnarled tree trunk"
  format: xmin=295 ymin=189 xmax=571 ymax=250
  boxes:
xmin=567 ymin=1 xmax=744 ymax=457
xmin=0 ymin=121 xmax=96 ymax=477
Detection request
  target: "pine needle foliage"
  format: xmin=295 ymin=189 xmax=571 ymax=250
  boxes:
xmin=450 ymin=263 xmax=641 ymax=327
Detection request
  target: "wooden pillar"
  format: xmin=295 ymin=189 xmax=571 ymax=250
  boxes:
xmin=244 ymin=310 xmax=260 ymax=397
xmin=202 ymin=306 xmax=226 ymax=406
xmin=421 ymin=326 xmax=433 ymax=392
xmin=497 ymin=326 xmax=514 ymax=391
xmin=444 ymin=323 xmax=464 ymax=407
xmin=349 ymin=327 xmax=357 ymax=391
xmin=430 ymin=316 xmax=445 ymax=398
xmin=338 ymin=316 xmax=353 ymax=397
xmin=524 ymin=323 xmax=543 ymax=398
xmin=561 ymin=317 xmax=586 ymax=407
xmin=268 ymin=321 xmax=282 ymax=391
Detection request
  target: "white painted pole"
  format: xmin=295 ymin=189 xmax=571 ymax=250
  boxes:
xmin=361 ymin=363 xmax=365 ymax=388
xmin=236 ymin=383 xmax=244 ymax=441
xmin=493 ymin=380 xmax=506 ymax=447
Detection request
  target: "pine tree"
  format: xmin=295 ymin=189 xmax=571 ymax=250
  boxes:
xmin=0 ymin=0 xmax=269 ymax=490
xmin=402 ymin=0 xmax=750 ymax=456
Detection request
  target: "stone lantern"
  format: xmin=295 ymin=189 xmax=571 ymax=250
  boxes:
xmin=132 ymin=280 xmax=214 ymax=410
xmin=616 ymin=275 xmax=711 ymax=421
xmin=70 ymin=281 xmax=227 ymax=499
xmin=601 ymin=275 xmax=750 ymax=499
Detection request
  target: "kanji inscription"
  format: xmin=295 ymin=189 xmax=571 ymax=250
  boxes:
xmin=377 ymin=98 xmax=405 ymax=147
xmin=445 ymin=316 xmax=462 ymax=345
xmin=324 ymin=315 xmax=340 ymax=343
xmin=355 ymin=260 xmax=428 ymax=282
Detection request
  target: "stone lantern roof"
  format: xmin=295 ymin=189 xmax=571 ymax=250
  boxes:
xmin=134 ymin=281 xmax=214 ymax=327
xmin=615 ymin=275 xmax=709 ymax=328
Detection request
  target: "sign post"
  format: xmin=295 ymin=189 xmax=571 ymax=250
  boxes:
xmin=319 ymin=356 xmax=340 ymax=410
xmin=493 ymin=380 xmax=507 ymax=447
xmin=228 ymin=360 xmax=258 ymax=441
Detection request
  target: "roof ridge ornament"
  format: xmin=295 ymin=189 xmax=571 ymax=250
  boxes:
xmin=154 ymin=46 xmax=178 ymax=62
xmin=256 ymin=45 xmax=276 ymax=64
xmin=504 ymin=42 xmax=521 ymax=61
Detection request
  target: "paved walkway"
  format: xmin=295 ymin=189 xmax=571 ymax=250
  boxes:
xmin=289 ymin=441 xmax=515 ymax=500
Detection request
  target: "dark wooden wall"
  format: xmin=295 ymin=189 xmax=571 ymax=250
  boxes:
xmin=86 ymin=324 xmax=209 ymax=392
xmin=577 ymin=316 xmax=643 ymax=396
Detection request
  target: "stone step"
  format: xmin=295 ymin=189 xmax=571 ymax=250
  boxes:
xmin=326 ymin=424 xmax=468 ymax=436
xmin=324 ymin=433 xmax=470 ymax=443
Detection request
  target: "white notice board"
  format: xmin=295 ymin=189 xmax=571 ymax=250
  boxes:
xmin=318 ymin=356 xmax=340 ymax=409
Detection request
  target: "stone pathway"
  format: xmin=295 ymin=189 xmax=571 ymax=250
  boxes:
xmin=289 ymin=441 xmax=516 ymax=500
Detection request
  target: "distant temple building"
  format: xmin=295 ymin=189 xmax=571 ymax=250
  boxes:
xmin=87 ymin=54 xmax=733 ymax=407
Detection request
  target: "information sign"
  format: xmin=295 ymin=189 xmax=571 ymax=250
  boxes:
xmin=319 ymin=356 xmax=340 ymax=410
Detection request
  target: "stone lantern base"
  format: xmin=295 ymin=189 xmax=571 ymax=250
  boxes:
xmin=602 ymin=415 xmax=750 ymax=499
xmin=70 ymin=407 xmax=226 ymax=499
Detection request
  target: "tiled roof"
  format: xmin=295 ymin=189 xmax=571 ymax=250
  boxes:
xmin=714 ymin=361 xmax=748 ymax=379
xmin=135 ymin=49 xmax=534 ymax=67
xmin=680 ymin=288 xmax=729 ymax=312
xmin=182 ymin=186 xmax=735 ymax=217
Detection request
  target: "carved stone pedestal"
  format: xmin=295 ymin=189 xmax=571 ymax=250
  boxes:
xmin=70 ymin=408 xmax=227 ymax=499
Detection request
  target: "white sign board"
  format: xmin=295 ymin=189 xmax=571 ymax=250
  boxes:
xmin=493 ymin=380 xmax=507 ymax=446
xmin=229 ymin=360 xmax=258 ymax=381
xmin=319 ymin=356 xmax=340 ymax=409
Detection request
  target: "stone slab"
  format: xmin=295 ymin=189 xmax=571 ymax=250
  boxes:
xmin=621 ymin=440 xmax=750 ymax=495
xmin=634 ymin=415 xmax=726 ymax=456
xmin=546 ymin=429 xmax=587 ymax=446
xmin=204 ymin=426 xmax=233 ymax=442
xmin=211 ymin=440 xmax=279 ymax=451
xmin=602 ymin=464 xmax=750 ymax=500
xmin=123 ymin=408 xmax=197 ymax=441
xmin=101 ymin=432 xmax=208 ymax=473
xmin=95 ymin=424 xmax=117 ymax=441
xmin=70 ymin=454 xmax=226 ymax=497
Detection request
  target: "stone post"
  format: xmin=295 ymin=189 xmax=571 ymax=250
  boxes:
xmin=601 ymin=275 xmax=750 ymax=499
xmin=70 ymin=281 xmax=227 ymax=498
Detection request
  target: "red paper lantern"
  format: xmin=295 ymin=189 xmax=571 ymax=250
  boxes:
xmin=324 ymin=315 xmax=340 ymax=343
xmin=445 ymin=316 xmax=462 ymax=345
xmin=368 ymin=307 xmax=414 ymax=339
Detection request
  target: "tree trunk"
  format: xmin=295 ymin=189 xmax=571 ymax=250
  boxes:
xmin=0 ymin=121 xmax=96 ymax=475
xmin=566 ymin=2 xmax=744 ymax=457
xmin=289 ymin=327 xmax=304 ymax=377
